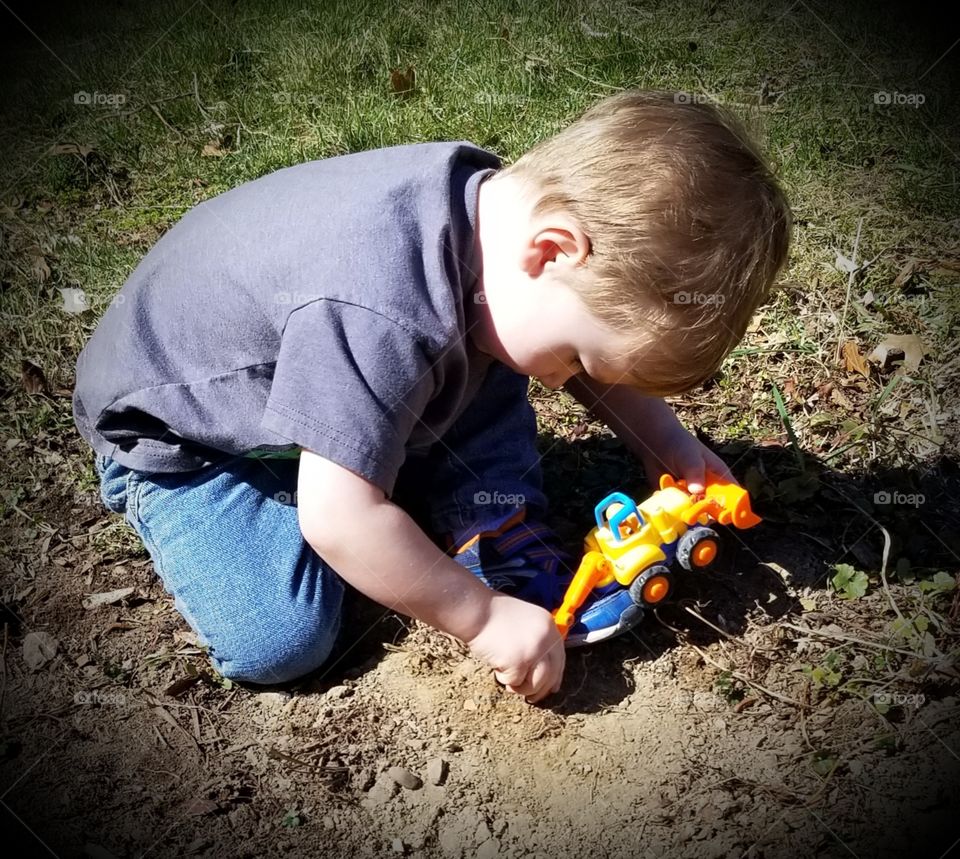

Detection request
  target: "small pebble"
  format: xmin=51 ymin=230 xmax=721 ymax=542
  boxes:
xmin=325 ymin=685 xmax=352 ymax=700
xmin=388 ymin=766 xmax=423 ymax=790
xmin=391 ymin=838 xmax=406 ymax=854
xmin=426 ymin=757 xmax=448 ymax=786
xmin=257 ymin=691 xmax=291 ymax=708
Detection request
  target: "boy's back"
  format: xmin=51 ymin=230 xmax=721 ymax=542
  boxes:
xmin=74 ymin=141 xmax=500 ymax=495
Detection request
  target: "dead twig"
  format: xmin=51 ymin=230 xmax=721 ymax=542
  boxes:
xmin=690 ymin=643 xmax=806 ymax=709
xmin=148 ymin=103 xmax=184 ymax=141
xmin=682 ymin=604 xmax=739 ymax=642
xmin=778 ymin=621 xmax=923 ymax=659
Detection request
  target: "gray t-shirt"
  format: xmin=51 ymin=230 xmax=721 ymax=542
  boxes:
xmin=73 ymin=141 xmax=502 ymax=497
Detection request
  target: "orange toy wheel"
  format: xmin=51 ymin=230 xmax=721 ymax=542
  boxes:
xmin=677 ymin=526 xmax=720 ymax=571
xmin=642 ymin=575 xmax=670 ymax=602
xmin=629 ymin=565 xmax=674 ymax=607
xmin=691 ymin=539 xmax=718 ymax=567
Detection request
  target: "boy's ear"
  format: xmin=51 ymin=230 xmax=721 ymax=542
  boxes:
xmin=522 ymin=220 xmax=591 ymax=275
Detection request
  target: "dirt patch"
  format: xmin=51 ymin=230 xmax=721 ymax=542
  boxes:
xmin=2 ymin=446 xmax=958 ymax=858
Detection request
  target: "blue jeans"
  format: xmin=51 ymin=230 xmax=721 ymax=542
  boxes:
xmin=93 ymin=362 xmax=546 ymax=684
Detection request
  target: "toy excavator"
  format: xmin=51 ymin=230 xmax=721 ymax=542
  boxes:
xmin=552 ymin=471 xmax=762 ymax=639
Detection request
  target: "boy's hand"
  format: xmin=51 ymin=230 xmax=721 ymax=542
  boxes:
xmin=637 ymin=421 xmax=736 ymax=495
xmin=465 ymin=593 xmax=565 ymax=704
xmin=562 ymin=380 xmax=738 ymax=495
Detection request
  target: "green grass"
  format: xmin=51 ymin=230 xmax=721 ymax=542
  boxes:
xmin=1 ymin=0 xmax=957 ymax=476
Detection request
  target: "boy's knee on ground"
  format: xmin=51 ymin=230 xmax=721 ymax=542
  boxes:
xmin=202 ymin=601 xmax=343 ymax=685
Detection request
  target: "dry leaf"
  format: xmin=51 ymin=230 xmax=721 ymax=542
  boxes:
xmin=21 ymin=360 xmax=49 ymax=394
xmin=48 ymin=142 xmax=94 ymax=158
xmin=31 ymin=254 xmax=51 ymax=283
xmin=60 ymin=286 xmax=89 ymax=314
xmin=841 ymin=340 xmax=870 ymax=377
xmin=82 ymin=587 xmax=135 ymax=610
xmin=174 ymin=630 xmax=201 ymax=647
xmin=23 ymin=631 xmax=58 ymax=669
xmin=830 ymin=387 xmax=854 ymax=409
xmin=868 ymin=334 xmax=926 ymax=373
xmin=201 ymin=141 xmax=227 ymax=157
xmin=834 ymin=251 xmax=858 ymax=274
xmin=184 ymin=798 xmax=220 ymax=816
xmin=389 ymin=66 xmax=416 ymax=97
xmin=893 ymin=257 xmax=921 ymax=289
xmin=579 ymin=19 xmax=609 ymax=37
xmin=165 ymin=674 xmax=203 ymax=698
xmin=933 ymin=258 xmax=960 ymax=273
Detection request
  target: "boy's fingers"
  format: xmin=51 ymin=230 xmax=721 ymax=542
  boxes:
xmin=530 ymin=646 xmax=566 ymax=703
xmin=682 ymin=461 xmax=707 ymax=494
xmin=525 ymin=660 xmax=554 ymax=700
xmin=706 ymin=454 xmax=738 ymax=485
xmin=494 ymin=665 xmax=528 ymax=688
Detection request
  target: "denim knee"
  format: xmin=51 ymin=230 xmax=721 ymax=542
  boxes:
xmin=205 ymin=589 xmax=344 ymax=685
xmin=95 ymin=453 xmax=131 ymax=514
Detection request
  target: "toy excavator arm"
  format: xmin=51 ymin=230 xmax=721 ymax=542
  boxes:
xmin=552 ymin=551 xmax=611 ymax=639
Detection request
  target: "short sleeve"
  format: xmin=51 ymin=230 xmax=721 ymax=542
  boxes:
xmin=262 ymin=299 xmax=438 ymax=495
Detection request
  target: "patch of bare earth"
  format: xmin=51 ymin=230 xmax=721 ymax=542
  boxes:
xmin=2 ymin=437 xmax=958 ymax=858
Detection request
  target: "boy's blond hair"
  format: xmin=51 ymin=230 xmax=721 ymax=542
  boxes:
xmin=494 ymin=90 xmax=792 ymax=396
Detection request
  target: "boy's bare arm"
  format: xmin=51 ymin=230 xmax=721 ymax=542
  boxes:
xmin=563 ymin=374 xmax=734 ymax=491
xmin=563 ymin=374 xmax=683 ymax=459
xmin=295 ymin=450 xmax=565 ymax=702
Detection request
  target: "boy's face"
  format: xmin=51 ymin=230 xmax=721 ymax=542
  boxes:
xmin=468 ymin=276 xmax=636 ymax=389
xmin=468 ymin=174 xmax=637 ymax=389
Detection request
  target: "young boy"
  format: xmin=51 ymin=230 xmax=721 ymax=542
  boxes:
xmin=74 ymin=90 xmax=791 ymax=704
